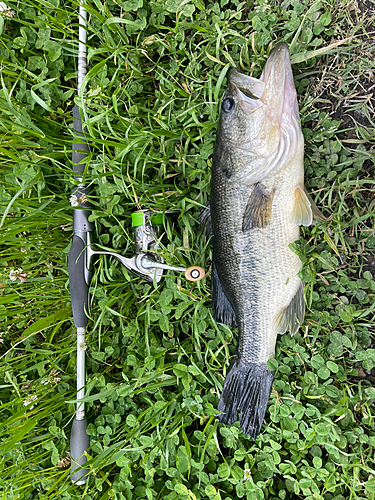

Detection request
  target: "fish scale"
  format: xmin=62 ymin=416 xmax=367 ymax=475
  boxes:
xmin=208 ymin=43 xmax=314 ymax=439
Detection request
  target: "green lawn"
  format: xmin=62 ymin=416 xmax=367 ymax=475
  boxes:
xmin=0 ymin=0 xmax=375 ymax=498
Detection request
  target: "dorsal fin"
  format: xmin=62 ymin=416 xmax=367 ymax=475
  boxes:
xmin=211 ymin=263 xmax=237 ymax=327
xmin=200 ymin=204 xmax=213 ymax=238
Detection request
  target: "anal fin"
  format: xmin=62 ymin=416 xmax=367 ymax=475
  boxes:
xmin=275 ymin=280 xmax=305 ymax=335
xmin=211 ymin=263 xmax=237 ymax=327
xmin=243 ymin=183 xmax=275 ymax=231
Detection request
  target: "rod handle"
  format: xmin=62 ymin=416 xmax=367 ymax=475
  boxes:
xmin=68 ymin=235 xmax=89 ymax=328
xmin=70 ymin=417 xmax=90 ymax=484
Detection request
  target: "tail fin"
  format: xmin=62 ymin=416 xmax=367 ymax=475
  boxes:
xmin=217 ymin=358 xmax=274 ymax=440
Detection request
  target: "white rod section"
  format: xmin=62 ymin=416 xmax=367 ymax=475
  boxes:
xmin=78 ymin=4 xmax=87 ymax=92
xmin=76 ymin=327 xmax=86 ymax=419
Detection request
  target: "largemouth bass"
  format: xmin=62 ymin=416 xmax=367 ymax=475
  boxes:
xmin=207 ymin=43 xmax=317 ymax=439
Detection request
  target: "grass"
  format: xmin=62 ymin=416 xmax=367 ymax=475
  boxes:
xmin=0 ymin=0 xmax=375 ymax=498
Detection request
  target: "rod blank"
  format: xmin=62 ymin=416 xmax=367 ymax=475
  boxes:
xmin=78 ymin=5 xmax=87 ymax=92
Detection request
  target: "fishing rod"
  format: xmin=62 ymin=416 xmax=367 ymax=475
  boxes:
xmin=69 ymin=0 xmax=91 ymax=485
xmin=68 ymin=1 xmax=205 ymax=487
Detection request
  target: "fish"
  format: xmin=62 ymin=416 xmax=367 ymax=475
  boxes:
xmin=205 ymin=42 xmax=320 ymax=439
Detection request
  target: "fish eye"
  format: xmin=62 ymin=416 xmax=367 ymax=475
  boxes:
xmin=222 ymin=97 xmax=235 ymax=113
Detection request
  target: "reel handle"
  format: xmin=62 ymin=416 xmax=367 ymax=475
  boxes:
xmin=140 ymin=257 xmax=205 ymax=281
xmin=184 ymin=266 xmax=205 ymax=282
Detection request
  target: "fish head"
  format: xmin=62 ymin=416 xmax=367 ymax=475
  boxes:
xmin=217 ymin=42 xmax=303 ymax=184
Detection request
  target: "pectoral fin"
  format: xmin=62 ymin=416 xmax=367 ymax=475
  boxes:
xmin=243 ymin=183 xmax=275 ymax=231
xmin=275 ymin=280 xmax=305 ymax=336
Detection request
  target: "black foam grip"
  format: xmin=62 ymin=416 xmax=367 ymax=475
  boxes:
xmin=68 ymin=236 xmax=89 ymax=328
xmin=70 ymin=417 xmax=90 ymax=483
xmin=72 ymin=105 xmax=89 ymax=173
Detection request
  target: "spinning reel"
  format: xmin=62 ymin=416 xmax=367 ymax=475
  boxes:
xmin=77 ymin=207 xmax=205 ymax=285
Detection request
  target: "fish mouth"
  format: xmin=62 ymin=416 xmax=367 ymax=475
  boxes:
xmin=259 ymin=42 xmax=297 ymax=116
xmin=230 ymin=68 xmax=265 ymax=100
xmin=229 ymin=70 xmax=264 ymax=111
xmin=259 ymin=42 xmax=292 ymax=86
xmin=230 ymin=43 xmax=298 ymax=119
